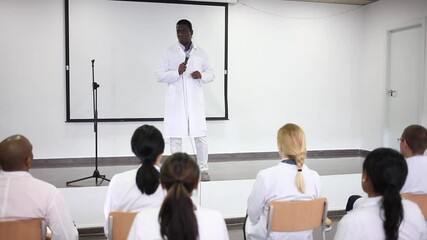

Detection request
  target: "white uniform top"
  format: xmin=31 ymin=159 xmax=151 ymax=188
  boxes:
xmin=127 ymin=203 xmax=229 ymax=240
xmin=103 ymin=165 xmax=166 ymax=235
xmin=334 ymin=196 xmax=427 ymax=240
xmin=401 ymin=155 xmax=427 ymax=194
xmin=246 ymin=161 xmax=321 ymax=240
xmin=155 ymin=43 xmax=215 ymax=137
xmin=0 ymin=171 xmax=78 ymax=240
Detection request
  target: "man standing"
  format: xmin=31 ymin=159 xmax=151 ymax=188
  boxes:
xmin=0 ymin=135 xmax=78 ymax=240
xmin=156 ymin=19 xmax=214 ymax=181
xmin=399 ymin=124 xmax=427 ymax=194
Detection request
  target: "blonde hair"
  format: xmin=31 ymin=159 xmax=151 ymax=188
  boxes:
xmin=277 ymin=123 xmax=307 ymax=193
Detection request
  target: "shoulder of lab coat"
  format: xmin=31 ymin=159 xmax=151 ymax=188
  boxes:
xmin=192 ymin=44 xmax=215 ymax=84
xmin=155 ymin=44 xmax=182 ymax=84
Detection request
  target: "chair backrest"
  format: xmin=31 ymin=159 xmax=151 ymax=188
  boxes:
xmin=267 ymin=197 xmax=328 ymax=240
xmin=0 ymin=218 xmax=46 ymax=240
xmin=108 ymin=211 xmax=138 ymax=240
xmin=402 ymin=193 xmax=427 ymax=220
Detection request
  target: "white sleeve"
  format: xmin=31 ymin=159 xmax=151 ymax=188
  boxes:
xmin=247 ymin=172 xmax=267 ymax=224
xmin=333 ymin=215 xmax=358 ymax=240
xmin=103 ymin=176 xmax=116 ymax=236
xmin=216 ymin=213 xmax=230 ymax=240
xmin=155 ymin=51 xmax=181 ymax=84
xmin=127 ymin=214 xmax=141 ymax=240
xmin=199 ymin=52 xmax=215 ymax=84
xmin=46 ymin=191 xmax=79 ymax=240
xmin=314 ymin=172 xmax=322 ymax=197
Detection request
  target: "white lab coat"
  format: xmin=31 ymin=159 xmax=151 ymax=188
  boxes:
xmin=0 ymin=171 xmax=78 ymax=240
xmin=103 ymin=165 xmax=166 ymax=236
xmin=127 ymin=202 xmax=229 ymax=240
xmin=155 ymin=43 xmax=214 ymax=137
xmin=334 ymin=196 xmax=427 ymax=240
xmin=245 ymin=161 xmax=322 ymax=240
xmin=400 ymin=155 xmax=427 ymax=194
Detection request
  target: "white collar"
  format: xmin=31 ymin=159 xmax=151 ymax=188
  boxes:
xmin=0 ymin=170 xmax=32 ymax=177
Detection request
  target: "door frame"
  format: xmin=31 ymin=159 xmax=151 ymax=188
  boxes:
xmin=383 ymin=18 xmax=427 ymax=147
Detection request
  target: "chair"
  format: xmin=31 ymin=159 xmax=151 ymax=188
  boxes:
xmin=402 ymin=193 xmax=427 ymax=220
xmin=108 ymin=211 xmax=138 ymax=240
xmin=0 ymin=218 xmax=46 ymax=240
xmin=266 ymin=197 xmax=328 ymax=240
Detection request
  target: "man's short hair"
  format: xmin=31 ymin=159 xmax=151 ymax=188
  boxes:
xmin=402 ymin=124 xmax=427 ymax=155
xmin=177 ymin=19 xmax=193 ymax=32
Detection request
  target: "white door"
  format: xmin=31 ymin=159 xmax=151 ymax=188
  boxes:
xmin=385 ymin=22 xmax=425 ymax=150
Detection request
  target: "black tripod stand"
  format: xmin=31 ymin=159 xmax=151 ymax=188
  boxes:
xmin=66 ymin=59 xmax=110 ymax=186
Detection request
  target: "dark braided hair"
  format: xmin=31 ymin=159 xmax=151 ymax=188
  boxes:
xmin=363 ymin=148 xmax=408 ymax=240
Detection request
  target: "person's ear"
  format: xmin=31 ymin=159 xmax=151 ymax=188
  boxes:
xmin=24 ymin=155 xmax=33 ymax=169
xmin=402 ymin=140 xmax=413 ymax=156
xmin=362 ymin=171 xmax=374 ymax=195
xmin=278 ymin=144 xmax=285 ymax=158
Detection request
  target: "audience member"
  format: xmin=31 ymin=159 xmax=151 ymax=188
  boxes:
xmin=127 ymin=152 xmax=229 ymax=240
xmin=104 ymin=125 xmax=166 ymax=236
xmin=399 ymin=124 xmax=427 ymax=194
xmin=245 ymin=123 xmax=321 ymax=240
xmin=334 ymin=148 xmax=427 ymax=240
xmin=346 ymin=124 xmax=427 ymax=212
xmin=0 ymin=135 xmax=78 ymax=240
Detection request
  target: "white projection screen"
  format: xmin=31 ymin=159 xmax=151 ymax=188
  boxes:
xmin=65 ymin=0 xmax=228 ymax=122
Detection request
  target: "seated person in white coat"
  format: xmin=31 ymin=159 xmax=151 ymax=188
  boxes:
xmin=334 ymin=148 xmax=427 ymax=240
xmin=127 ymin=152 xmax=229 ymax=240
xmin=155 ymin=19 xmax=215 ymax=181
xmin=399 ymin=124 xmax=427 ymax=194
xmin=346 ymin=124 xmax=427 ymax=212
xmin=245 ymin=123 xmax=321 ymax=240
xmin=0 ymin=135 xmax=78 ymax=240
xmin=104 ymin=125 xmax=166 ymax=236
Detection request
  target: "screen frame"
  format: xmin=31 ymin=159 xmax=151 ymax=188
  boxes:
xmin=64 ymin=0 xmax=229 ymax=122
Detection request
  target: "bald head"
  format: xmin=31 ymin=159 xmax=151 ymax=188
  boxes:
xmin=0 ymin=135 xmax=33 ymax=171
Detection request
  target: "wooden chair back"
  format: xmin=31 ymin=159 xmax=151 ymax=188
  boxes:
xmin=108 ymin=211 xmax=138 ymax=240
xmin=267 ymin=197 xmax=328 ymax=240
xmin=0 ymin=218 xmax=46 ymax=240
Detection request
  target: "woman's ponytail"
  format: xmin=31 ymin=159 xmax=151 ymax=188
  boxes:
xmin=159 ymin=153 xmax=200 ymax=240
xmin=277 ymin=123 xmax=307 ymax=193
xmin=382 ymin=188 xmax=403 ymax=240
xmin=295 ymin=152 xmax=306 ymax=193
xmin=131 ymin=125 xmax=165 ymax=195
xmin=363 ymin=148 xmax=407 ymax=240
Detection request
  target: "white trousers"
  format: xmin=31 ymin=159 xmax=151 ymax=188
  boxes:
xmin=170 ymin=136 xmax=208 ymax=171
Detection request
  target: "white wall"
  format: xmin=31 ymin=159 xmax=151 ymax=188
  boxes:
xmin=2 ymin=0 xmax=405 ymax=160
xmin=360 ymin=0 xmax=427 ymax=150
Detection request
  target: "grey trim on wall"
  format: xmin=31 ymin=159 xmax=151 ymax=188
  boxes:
xmin=31 ymin=149 xmax=370 ymax=169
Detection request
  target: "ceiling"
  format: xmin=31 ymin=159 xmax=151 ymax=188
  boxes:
xmin=285 ymin=0 xmax=378 ymax=5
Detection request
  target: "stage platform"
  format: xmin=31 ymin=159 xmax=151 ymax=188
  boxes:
xmin=29 ymin=155 xmax=365 ymax=231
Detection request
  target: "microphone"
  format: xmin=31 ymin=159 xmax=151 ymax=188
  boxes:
xmin=184 ymin=53 xmax=190 ymax=64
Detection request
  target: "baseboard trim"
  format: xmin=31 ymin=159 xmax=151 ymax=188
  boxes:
xmin=32 ymin=149 xmax=369 ymax=169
